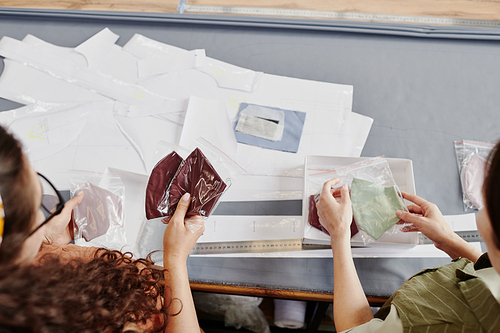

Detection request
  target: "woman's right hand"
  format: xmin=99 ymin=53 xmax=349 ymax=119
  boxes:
xmin=316 ymin=178 xmax=353 ymax=242
xmin=397 ymin=192 xmax=481 ymax=261
xmin=162 ymin=193 xmax=205 ymax=265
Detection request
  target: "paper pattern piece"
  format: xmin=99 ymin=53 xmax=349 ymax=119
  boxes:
xmin=145 ymin=151 xmax=183 ymax=220
xmin=8 ymin=104 xmax=90 ymax=162
xmin=159 ymin=148 xmax=227 ymax=218
xmin=179 ymin=96 xmax=237 ymax=159
xmin=0 ymin=28 xmax=376 ymax=257
xmin=138 ymin=49 xmax=206 ymax=77
xmin=197 ymin=58 xmax=263 ymax=92
xmin=234 ymin=103 xmax=306 ymax=153
xmin=0 ymin=59 xmax=108 ymax=105
xmin=73 ymin=182 xmax=123 ymax=242
xmin=350 ymin=178 xmax=405 ymax=240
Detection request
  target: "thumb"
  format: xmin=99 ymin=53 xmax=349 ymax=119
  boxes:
xmin=172 ymin=193 xmax=191 ymax=222
xmin=340 ymin=184 xmax=350 ymax=204
xmin=396 ymin=209 xmax=424 ymax=226
xmin=65 ymin=192 xmax=84 ymax=210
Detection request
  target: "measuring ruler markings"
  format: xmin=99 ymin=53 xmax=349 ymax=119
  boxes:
xmin=192 ymin=230 xmax=482 ymax=254
xmin=420 ymin=230 xmax=482 ymax=245
xmin=191 ymin=239 xmax=332 ymax=255
xmin=182 ymin=5 xmax=500 ymax=28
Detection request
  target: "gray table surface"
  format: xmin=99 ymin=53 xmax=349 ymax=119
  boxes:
xmin=0 ymin=8 xmax=496 ymax=298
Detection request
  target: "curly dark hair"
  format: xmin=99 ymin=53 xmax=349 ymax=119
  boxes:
xmin=485 ymin=140 xmax=500 ymax=249
xmin=0 ymin=126 xmax=37 ymax=265
xmin=0 ymin=249 xmax=170 ymax=333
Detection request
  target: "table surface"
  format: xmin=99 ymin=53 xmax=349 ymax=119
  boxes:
xmin=3 ymin=0 xmax=500 ymax=22
xmin=0 ymin=8 xmax=496 ymax=303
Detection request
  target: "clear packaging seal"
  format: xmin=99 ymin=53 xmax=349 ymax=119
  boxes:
xmin=306 ymin=157 xmax=407 ymax=245
xmin=454 ymin=139 xmax=494 ymax=211
xmin=70 ymin=170 xmax=126 ymax=249
xmin=145 ymin=138 xmax=245 ymax=221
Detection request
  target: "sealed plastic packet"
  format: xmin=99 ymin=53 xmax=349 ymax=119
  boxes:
xmin=139 ymin=139 xmax=245 ymax=260
xmin=307 ymin=193 xmax=359 ymax=237
xmin=161 ymin=147 xmax=227 ymax=218
xmin=145 ymin=152 xmax=184 ymax=220
xmin=158 ymin=138 xmax=245 ymax=220
xmin=145 ymin=141 xmax=191 ymax=220
xmin=306 ymin=157 xmax=407 ymax=245
xmin=350 ymin=177 xmax=405 ymax=240
xmin=70 ymin=170 xmax=126 ymax=249
xmin=454 ymin=140 xmax=494 ymax=211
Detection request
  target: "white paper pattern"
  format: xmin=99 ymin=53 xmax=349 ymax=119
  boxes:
xmin=0 ymin=28 xmax=376 ymax=257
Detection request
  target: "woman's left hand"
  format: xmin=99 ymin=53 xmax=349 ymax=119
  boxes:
xmin=43 ymin=192 xmax=84 ymax=245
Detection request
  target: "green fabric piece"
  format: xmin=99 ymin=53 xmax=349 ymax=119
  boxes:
xmin=350 ymin=178 xmax=405 ymax=240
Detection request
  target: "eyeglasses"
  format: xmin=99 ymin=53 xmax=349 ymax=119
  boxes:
xmin=28 ymin=173 xmax=66 ymax=237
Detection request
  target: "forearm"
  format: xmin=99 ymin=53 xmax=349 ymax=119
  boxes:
xmin=332 ymin=237 xmax=373 ymax=332
xmin=437 ymin=234 xmax=482 ymax=263
xmin=163 ymin=259 xmax=200 ymax=333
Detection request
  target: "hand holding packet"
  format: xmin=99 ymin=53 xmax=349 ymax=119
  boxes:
xmin=70 ymin=170 xmax=126 ymax=249
xmin=145 ymin=138 xmax=245 ymax=221
xmin=159 ymin=147 xmax=227 ymax=219
xmin=306 ymin=157 xmax=407 ymax=245
xmin=308 ymin=193 xmax=359 ymax=237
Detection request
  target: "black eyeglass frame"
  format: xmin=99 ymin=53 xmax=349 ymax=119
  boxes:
xmin=28 ymin=173 xmax=66 ymax=237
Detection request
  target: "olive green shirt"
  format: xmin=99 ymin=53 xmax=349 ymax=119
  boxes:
xmin=343 ymin=254 xmax=500 ymax=333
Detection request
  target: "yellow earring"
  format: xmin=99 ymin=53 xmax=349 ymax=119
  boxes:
xmin=0 ymin=195 xmax=4 ymax=247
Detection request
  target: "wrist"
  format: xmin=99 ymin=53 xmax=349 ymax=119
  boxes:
xmin=163 ymin=252 xmax=188 ymax=267
xmin=436 ymin=234 xmax=474 ymax=260
xmin=330 ymin=234 xmax=351 ymax=250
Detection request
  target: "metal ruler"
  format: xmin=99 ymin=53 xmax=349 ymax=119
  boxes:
xmin=192 ymin=231 xmax=483 ymax=254
xmin=420 ymin=230 xmax=483 ymax=245
xmin=182 ymin=5 xmax=500 ymax=28
xmin=191 ymin=239 xmax=331 ymax=255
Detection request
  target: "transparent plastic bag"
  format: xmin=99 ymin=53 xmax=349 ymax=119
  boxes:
xmin=454 ymin=140 xmax=494 ymax=211
xmin=193 ymin=292 xmax=270 ymax=333
xmin=307 ymin=193 xmax=359 ymax=237
xmin=158 ymin=147 xmax=227 ymax=219
xmin=306 ymin=157 xmax=407 ymax=245
xmin=145 ymin=150 xmax=184 ymax=220
xmin=155 ymin=138 xmax=244 ymax=220
xmin=70 ymin=170 xmax=126 ymax=249
xmin=145 ymin=139 xmax=245 ymax=222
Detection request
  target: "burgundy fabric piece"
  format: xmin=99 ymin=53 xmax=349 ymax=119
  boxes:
xmin=163 ymin=148 xmax=227 ymax=219
xmin=145 ymin=152 xmax=183 ymax=220
xmin=73 ymin=182 xmax=123 ymax=242
xmin=308 ymin=194 xmax=359 ymax=237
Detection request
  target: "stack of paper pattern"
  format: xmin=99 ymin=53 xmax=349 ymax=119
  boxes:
xmin=0 ymin=28 xmax=373 ymax=250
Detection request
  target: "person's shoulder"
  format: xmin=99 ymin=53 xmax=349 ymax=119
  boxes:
xmin=33 ymin=243 xmax=99 ymax=265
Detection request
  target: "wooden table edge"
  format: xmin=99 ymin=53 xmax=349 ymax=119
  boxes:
xmin=190 ymin=281 xmax=388 ymax=306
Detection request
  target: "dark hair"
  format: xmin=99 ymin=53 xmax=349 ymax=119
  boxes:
xmin=0 ymin=249 xmax=169 ymax=333
xmin=0 ymin=126 xmax=37 ymax=265
xmin=484 ymin=140 xmax=500 ymax=249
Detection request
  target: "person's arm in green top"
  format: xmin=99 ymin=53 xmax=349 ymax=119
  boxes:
xmin=397 ymin=191 xmax=482 ymax=263
xmin=317 ymin=178 xmax=374 ymax=332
